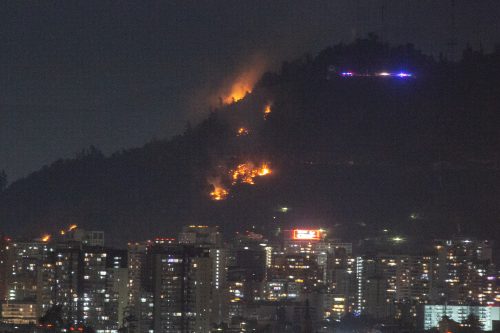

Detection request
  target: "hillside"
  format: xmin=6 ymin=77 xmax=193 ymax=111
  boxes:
xmin=2 ymin=37 xmax=500 ymax=245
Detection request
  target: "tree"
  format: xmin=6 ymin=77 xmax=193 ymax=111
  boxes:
xmin=39 ymin=305 xmax=64 ymax=328
xmin=459 ymin=314 xmax=483 ymax=333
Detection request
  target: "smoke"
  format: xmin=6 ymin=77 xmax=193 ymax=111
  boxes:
xmin=185 ymin=53 xmax=271 ymax=121
xmin=217 ymin=54 xmax=269 ymax=105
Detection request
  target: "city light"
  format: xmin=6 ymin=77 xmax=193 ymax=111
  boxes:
xmin=292 ymin=229 xmax=322 ymax=240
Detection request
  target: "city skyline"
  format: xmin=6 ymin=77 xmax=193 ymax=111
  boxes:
xmin=0 ymin=224 xmax=498 ymax=332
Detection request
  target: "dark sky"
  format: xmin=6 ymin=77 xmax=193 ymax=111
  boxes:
xmin=1 ymin=1 xmax=499 ymax=182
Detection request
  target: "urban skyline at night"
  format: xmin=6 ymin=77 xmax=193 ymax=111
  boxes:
xmin=1 ymin=1 xmax=500 ymax=333
xmin=0 ymin=224 xmax=498 ymax=332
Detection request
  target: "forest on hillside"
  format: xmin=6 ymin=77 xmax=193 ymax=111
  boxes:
xmin=1 ymin=36 xmax=499 ymax=246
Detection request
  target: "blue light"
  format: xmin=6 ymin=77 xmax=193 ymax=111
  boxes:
xmin=340 ymin=72 xmax=353 ymax=77
xmin=396 ymin=72 xmax=412 ymax=78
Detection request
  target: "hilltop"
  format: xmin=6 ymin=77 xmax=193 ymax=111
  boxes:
xmin=1 ymin=36 xmax=499 ymax=245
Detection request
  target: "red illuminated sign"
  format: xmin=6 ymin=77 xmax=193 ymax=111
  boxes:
xmin=292 ymin=229 xmax=322 ymax=240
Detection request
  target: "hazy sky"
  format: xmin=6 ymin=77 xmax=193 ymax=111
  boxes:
xmin=1 ymin=0 xmax=499 ymax=181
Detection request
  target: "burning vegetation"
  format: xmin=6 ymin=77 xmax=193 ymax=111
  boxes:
xmin=231 ymin=162 xmax=272 ymax=185
xmin=210 ymin=186 xmax=229 ymax=201
xmin=208 ymin=162 xmax=272 ymax=201
xmin=219 ymin=56 xmax=268 ymax=105
xmin=264 ymin=102 xmax=272 ymax=119
xmin=208 ymin=178 xmax=229 ymax=201
xmin=223 ymin=82 xmax=252 ymax=104
xmin=237 ymin=127 xmax=249 ymax=136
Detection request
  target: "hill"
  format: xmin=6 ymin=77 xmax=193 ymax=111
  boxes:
xmin=2 ymin=36 xmax=500 ymax=245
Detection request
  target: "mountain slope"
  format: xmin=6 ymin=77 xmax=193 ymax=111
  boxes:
xmin=2 ymin=37 xmax=500 ymax=245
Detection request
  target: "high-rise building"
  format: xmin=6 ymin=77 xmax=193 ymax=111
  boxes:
xmin=178 ymin=226 xmax=228 ymax=325
xmin=421 ymin=305 xmax=500 ymax=331
xmin=126 ymin=242 xmax=153 ymax=333
xmin=0 ymin=236 xmax=10 ymax=301
xmin=40 ymin=236 xmax=128 ymax=332
xmin=433 ymin=238 xmax=495 ymax=304
xmin=147 ymin=243 xmax=212 ymax=333
xmin=356 ymin=253 xmax=436 ymax=322
xmin=2 ymin=238 xmax=53 ymax=323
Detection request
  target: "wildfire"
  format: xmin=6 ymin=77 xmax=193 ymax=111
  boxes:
xmin=223 ymin=83 xmax=252 ymax=104
xmin=231 ymin=162 xmax=272 ymax=185
xmin=257 ymin=163 xmax=271 ymax=176
xmin=208 ymin=177 xmax=229 ymax=201
xmin=41 ymin=234 xmax=51 ymax=242
xmin=237 ymin=127 xmax=249 ymax=136
xmin=219 ymin=56 xmax=268 ymax=105
xmin=263 ymin=103 xmax=272 ymax=119
xmin=68 ymin=224 xmax=78 ymax=231
xmin=210 ymin=185 xmax=229 ymax=201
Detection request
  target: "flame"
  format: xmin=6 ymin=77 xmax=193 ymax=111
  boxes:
xmin=223 ymin=83 xmax=252 ymax=104
xmin=231 ymin=162 xmax=272 ymax=185
xmin=264 ymin=103 xmax=272 ymax=119
xmin=237 ymin=127 xmax=249 ymax=136
xmin=68 ymin=224 xmax=78 ymax=231
xmin=219 ymin=56 xmax=268 ymax=105
xmin=41 ymin=234 xmax=51 ymax=242
xmin=60 ymin=230 xmax=66 ymax=235
xmin=257 ymin=163 xmax=271 ymax=176
xmin=210 ymin=186 xmax=229 ymax=201
xmin=208 ymin=178 xmax=229 ymax=201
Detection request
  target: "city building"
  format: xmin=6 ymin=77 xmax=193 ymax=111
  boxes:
xmin=147 ymin=242 xmax=212 ymax=333
xmin=422 ymin=304 xmax=500 ymax=331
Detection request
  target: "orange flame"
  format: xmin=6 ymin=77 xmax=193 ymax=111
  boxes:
xmin=208 ymin=178 xmax=229 ymax=201
xmin=68 ymin=224 xmax=78 ymax=232
xmin=41 ymin=234 xmax=51 ymax=242
xmin=264 ymin=103 xmax=272 ymax=119
xmin=210 ymin=186 xmax=229 ymax=201
xmin=219 ymin=56 xmax=268 ymax=105
xmin=231 ymin=162 xmax=272 ymax=185
xmin=237 ymin=127 xmax=249 ymax=136
xmin=257 ymin=163 xmax=271 ymax=176
xmin=223 ymin=83 xmax=252 ymax=104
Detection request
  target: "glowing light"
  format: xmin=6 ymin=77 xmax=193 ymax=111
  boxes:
xmin=263 ymin=103 xmax=272 ymax=119
xmin=397 ymin=72 xmax=412 ymax=77
xmin=208 ymin=177 xmax=229 ymax=201
xmin=210 ymin=185 xmax=229 ymax=201
xmin=378 ymin=72 xmax=391 ymax=76
xmin=341 ymin=72 xmax=353 ymax=77
xmin=220 ymin=58 xmax=267 ymax=105
xmin=392 ymin=236 xmax=405 ymax=243
xmin=237 ymin=127 xmax=249 ymax=136
xmin=292 ymin=229 xmax=323 ymax=240
xmin=68 ymin=224 xmax=78 ymax=231
xmin=231 ymin=162 xmax=272 ymax=185
xmin=257 ymin=163 xmax=271 ymax=176
xmin=223 ymin=85 xmax=252 ymax=104
xmin=41 ymin=234 xmax=51 ymax=242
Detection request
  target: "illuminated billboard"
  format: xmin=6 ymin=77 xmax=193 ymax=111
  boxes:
xmin=292 ymin=229 xmax=322 ymax=240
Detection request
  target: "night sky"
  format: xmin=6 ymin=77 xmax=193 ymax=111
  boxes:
xmin=2 ymin=1 xmax=500 ymax=181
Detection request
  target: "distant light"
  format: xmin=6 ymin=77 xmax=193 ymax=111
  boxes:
xmin=292 ymin=229 xmax=323 ymax=240
xmin=396 ymin=72 xmax=412 ymax=78
xmin=378 ymin=72 xmax=391 ymax=76
xmin=280 ymin=207 xmax=289 ymax=213
xmin=341 ymin=72 xmax=353 ymax=77
xmin=392 ymin=236 xmax=405 ymax=243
